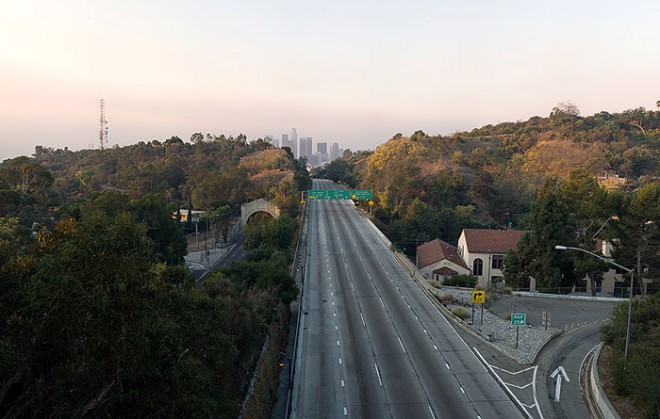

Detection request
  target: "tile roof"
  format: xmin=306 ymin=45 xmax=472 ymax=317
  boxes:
xmin=461 ymin=229 xmax=527 ymax=254
xmin=432 ymin=266 xmax=458 ymax=275
xmin=416 ymin=239 xmax=469 ymax=270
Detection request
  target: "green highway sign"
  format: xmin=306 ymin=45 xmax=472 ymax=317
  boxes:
xmin=307 ymin=190 xmax=328 ymax=199
xmin=511 ymin=313 xmax=526 ymax=326
xmin=328 ymin=189 xmax=351 ymax=199
xmin=350 ymin=190 xmax=373 ymax=200
xmin=307 ymin=189 xmax=374 ymax=200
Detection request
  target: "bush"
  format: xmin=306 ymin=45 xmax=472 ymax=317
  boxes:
xmin=428 ymin=279 xmax=442 ymax=289
xmin=452 ymin=307 xmax=469 ymax=320
xmin=439 ymin=293 xmax=454 ymax=302
xmin=600 ymin=294 xmax=660 ymax=418
xmin=443 ymin=274 xmax=478 ymax=288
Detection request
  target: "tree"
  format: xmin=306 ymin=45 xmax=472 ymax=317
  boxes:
xmin=210 ymin=205 xmax=232 ymax=243
xmin=0 ymin=212 xmax=251 ymax=416
xmin=506 ymin=178 xmax=577 ymax=292
xmin=610 ymin=181 xmax=660 ymax=297
xmin=131 ymin=193 xmax=188 ymax=265
xmin=551 ymin=101 xmax=580 ymax=117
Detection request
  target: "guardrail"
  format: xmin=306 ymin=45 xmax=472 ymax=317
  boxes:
xmin=286 ymin=199 xmax=309 ymax=418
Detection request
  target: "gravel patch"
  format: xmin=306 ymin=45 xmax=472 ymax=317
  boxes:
xmin=438 ymin=288 xmax=557 ymax=365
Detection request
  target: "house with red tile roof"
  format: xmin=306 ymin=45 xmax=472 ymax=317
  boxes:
xmin=457 ymin=229 xmax=528 ymax=287
xmin=416 ymin=239 xmax=470 ymax=282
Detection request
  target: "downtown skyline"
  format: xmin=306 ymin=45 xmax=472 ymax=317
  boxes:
xmin=2 ymin=1 xmax=659 ymax=160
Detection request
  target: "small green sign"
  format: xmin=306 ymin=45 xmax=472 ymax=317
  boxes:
xmin=350 ymin=190 xmax=373 ymax=200
xmin=511 ymin=313 xmax=526 ymax=326
xmin=307 ymin=190 xmax=327 ymax=199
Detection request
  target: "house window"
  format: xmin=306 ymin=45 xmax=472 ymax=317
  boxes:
xmin=473 ymin=258 xmax=483 ymax=276
xmin=492 ymin=255 xmax=504 ymax=270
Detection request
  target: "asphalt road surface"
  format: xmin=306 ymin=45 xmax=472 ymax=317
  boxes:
xmin=291 ymin=180 xmax=524 ymax=419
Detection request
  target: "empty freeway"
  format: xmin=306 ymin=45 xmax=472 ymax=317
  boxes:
xmin=290 ymin=180 xmax=524 ymax=419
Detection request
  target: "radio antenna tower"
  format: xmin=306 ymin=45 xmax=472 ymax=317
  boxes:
xmin=99 ymin=99 xmax=109 ymax=150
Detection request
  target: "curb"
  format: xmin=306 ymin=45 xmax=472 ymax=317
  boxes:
xmin=582 ymin=343 xmax=621 ymax=419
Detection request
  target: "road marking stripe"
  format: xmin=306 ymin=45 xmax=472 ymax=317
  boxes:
xmin=374 ymin=363 xmax=383 ymax=386
xmin=360 ymin=313 xmax=366 ymax=326
xmin=397 ymin=336 xmax=406 ymax=352
xmin=460 ymin=387 xmax=465 ymax=394
xmin=445 ymin=363 xmax=450 ymax=369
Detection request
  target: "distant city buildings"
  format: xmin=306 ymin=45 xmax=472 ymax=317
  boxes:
xmin=330 ymin=142 xmax=339 ymax=160
xmin=300 ymin=137 xmax=313 ymax=160
xmin=268 ymin=129 xmax=344 ymax=168
xmin=281 ymin=133 xmax=290 ymax=153
xmin=290 ymin=128 xmax=298 ymax=159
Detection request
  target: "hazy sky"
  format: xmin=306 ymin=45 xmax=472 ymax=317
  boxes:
xmin=1 ymin=0 xmax=658 ymax=160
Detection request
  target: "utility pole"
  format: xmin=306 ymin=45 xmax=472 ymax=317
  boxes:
xmin=99 ymin=99 xmax=108 ymax=150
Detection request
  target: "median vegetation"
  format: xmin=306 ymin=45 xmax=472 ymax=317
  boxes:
xmin=601 ymin=294 xmax=660 ymax=418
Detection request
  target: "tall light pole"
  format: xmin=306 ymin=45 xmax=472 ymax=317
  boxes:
xmin=555 ymin=245 xmax=634 ymax=368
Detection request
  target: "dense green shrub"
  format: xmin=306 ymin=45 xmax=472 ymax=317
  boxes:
xmin=443 ymin=274 xmax=478 ymax=288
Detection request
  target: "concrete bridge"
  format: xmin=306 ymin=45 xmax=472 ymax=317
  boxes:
xmin=241 ymin=198 xmax=280 ymax=224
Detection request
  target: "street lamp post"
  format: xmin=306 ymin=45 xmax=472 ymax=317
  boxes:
xmin=555 ymin=245 xmax=634 ymax=368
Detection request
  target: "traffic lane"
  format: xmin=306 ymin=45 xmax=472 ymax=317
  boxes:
xmin=298 ymin=202 xmax=347 ymax=418
xmin=536 ymin=323 xmax=601 ymax=419
xmin=490 ymin=295 xmax=617 ymax=330
xmin=350 ymin=219 xmax=525 ymax=419
xmin=330 ymin=204 xmax=452 ymax=418
xmin=340 ymin=241 xmax=474 ymax=417
xmin=324 ymin=205 xmax=393 ymax=418
xmin=329 ymin=223 xmax=423 ymax=417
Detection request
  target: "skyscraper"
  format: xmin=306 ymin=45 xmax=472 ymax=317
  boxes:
xmin=281 ymin=133 xmax=290 ymax=152
xmin=300 ymin=137 xmax=313 ymax=160
xmin=290 ymin=128 xmax=298 ymax=159
xmin=330 ymin=142 xmax=339 ymax=160
xmin=316 ymin=142 xmax=327 ymax=155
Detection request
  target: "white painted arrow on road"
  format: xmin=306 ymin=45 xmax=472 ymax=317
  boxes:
xmin=550 ymin=366 xmax=570 ymax=402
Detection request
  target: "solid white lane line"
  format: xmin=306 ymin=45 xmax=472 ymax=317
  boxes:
xmin=374 ymin=363 xmax=383 ymax=386
xmin=397 ymin=336 xmax=406 ymax=352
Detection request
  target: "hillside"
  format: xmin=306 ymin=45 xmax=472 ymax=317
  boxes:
xmin=316 ymin=106 xmax=660 ymax=253
xmin=25 ymin=135 xmax=303 ymax=212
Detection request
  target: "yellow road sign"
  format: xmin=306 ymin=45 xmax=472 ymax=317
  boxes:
xmin=472 ymin=290 xmax=485 ymax=304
